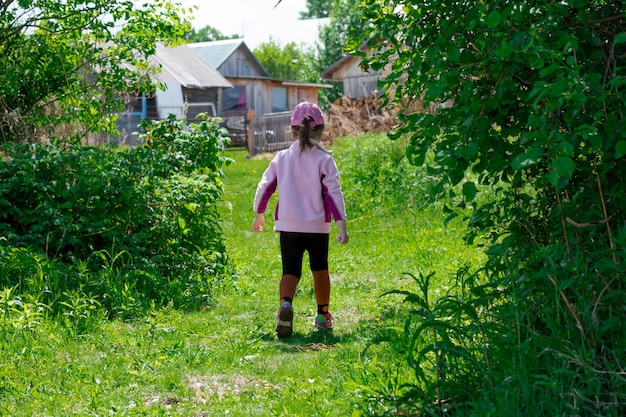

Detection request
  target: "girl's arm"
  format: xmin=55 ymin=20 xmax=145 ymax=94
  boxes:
xmin=252 ymin=159 xmax=278 ymax=232
xmin=322 ymin=158 xmax=349 ymax=244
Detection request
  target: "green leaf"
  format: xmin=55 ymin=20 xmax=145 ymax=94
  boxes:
xmin=447 ymin=46 xmax=461 ymax=62
xmin=552 ymin=156 xmax=575 ymax=180
xmin=546 ymin=170 xmax=560 ymax=187
xmin=511 ymin=148 xmax=544 ymax=171
xmin=406 ymin=145 xmax=426 ymax=166
xmin=462 ymin=181 xmax=477 ymax=202
xmin=614 ymin=32 xmax=626 ymax=44
xmin=461 ymin=142 xmax=478 ymax=159
xmin=425 ymin=79 xmax=446 ymax=101
xmin=444 ymin=211 xmax=459 ymax=226
xmin=556 ymin=141 xmax=574 ymax=157
xmin=539 ymin=64 xmax=560 ymax=77
xmin=615 ymin=140 xmax=626 ymax=159
xmin=485 ymin=11 xmax=502 ymax=28
xmin=546 ymin=168 xmax=570 ymax=189
xmin=495 ymin=43 xmax=513 ymax=58
xmin=531 ymin=57 xmax=545 ymax=69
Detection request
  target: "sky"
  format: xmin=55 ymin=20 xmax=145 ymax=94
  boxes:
xmin=178 ymin=0 xmax=329 ymax=50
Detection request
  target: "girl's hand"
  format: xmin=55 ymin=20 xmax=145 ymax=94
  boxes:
xmin=252 ymin=213 xmax=265 ymax=232
xmin=336 ymin=220 xmax=349 ymax=244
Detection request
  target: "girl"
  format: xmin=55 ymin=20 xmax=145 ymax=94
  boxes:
xmin=252 ymin=101 xmax=349 ymax=338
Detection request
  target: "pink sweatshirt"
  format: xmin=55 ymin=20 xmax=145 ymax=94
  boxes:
xmin=253 ymin=141 xmax=347 ymax=234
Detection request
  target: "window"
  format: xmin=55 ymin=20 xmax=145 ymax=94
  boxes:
xmin=272 ymin=87 xmax=288 ymax=112
xmin=186 ymin=102 xmax=217 ymax=119
xmin=223 ymin=86 xmax=246 ymax=112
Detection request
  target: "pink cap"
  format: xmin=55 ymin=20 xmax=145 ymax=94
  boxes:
xmin=290 ymin=102 xmax=325 ymax=127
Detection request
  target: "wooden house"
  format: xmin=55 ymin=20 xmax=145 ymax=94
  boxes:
xmin=189 ymin=39 xmax=331 ymax=155
xmin=116 ymin=42 xmax=232 ymax=145
xmin=321 ymin=46 xmax=386 ymax=100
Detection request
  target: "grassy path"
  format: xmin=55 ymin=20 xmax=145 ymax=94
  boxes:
xmin=206 ymin=148 xmax=403 ymax=415
xmin=0 ymin=145 xmax=477 ymax=416
xmin=193 ymin=147 xmax=475 ymax=415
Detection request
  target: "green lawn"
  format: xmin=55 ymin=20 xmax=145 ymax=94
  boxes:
xmin=0 ymin=139 xmax=483 ymax=416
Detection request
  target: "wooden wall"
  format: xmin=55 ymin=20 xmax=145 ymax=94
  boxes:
xmin=218 ymin=48 xmax=263 ymax=78
xmin=224 ymin=78 xmax=319 ymax=129
xmin=324 ymin=55 xmax=384 ymax=99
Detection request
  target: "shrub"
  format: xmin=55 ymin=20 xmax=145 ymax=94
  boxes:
xmin=0 ymin=115 xmax=233 ymax=320
xmin=357 ymin=1 xmax=626 ymax=415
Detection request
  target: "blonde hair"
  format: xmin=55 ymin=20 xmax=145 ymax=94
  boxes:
xmin=292 ymin=117 xmax=325 ymax=153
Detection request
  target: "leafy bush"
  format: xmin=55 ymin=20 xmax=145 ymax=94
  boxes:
xmin=0 ymin=115 xmax=233 ymax=320
xmin=356 ymin=1 xmax=626 ymax=414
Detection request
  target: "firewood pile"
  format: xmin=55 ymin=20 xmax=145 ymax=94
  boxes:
xmin=323 ymin=94 xmax=420 ymax=141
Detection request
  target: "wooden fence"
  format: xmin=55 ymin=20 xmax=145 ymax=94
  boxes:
xmin=249 ymin=112 xmax=292 ymax=156
xmin=112 ymin=109 xmax=293 ymax=156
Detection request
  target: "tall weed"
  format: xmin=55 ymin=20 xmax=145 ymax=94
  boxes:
xmin=338 ymin=133 xmax=625 ymax=415
xmin=382 ymin=211 xmax=625 ymax=416
xmin=333 ymin=134 xmax=438 ymax=219
xmin=476 ymin=240 xmax=626 ymax=416
xmin=382 ymin=268 xmax=499 ymax=415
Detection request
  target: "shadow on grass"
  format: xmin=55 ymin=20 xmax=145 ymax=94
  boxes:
xmin=259 ymin=327 xmax=358 ymax=353
xmin=257 ymin=312 xmax=405 ymax=355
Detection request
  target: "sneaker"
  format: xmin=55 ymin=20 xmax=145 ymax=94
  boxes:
xmin=313 ymin=313 xmax=333 ymax=329
xmin=276 ymin=302 xmax=294 ymax=338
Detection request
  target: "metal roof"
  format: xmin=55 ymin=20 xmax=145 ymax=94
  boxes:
xmin=188 ymin=39 xmax=242 ymax=69
xmin=149 ymin=43 xmax=232 ymax=88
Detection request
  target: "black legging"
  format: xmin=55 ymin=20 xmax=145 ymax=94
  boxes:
xmin=279 ymin=232 xmax=329 ymax=278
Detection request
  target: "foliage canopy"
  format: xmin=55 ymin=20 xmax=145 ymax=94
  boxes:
xmin=358 ymin=0 xmax=626 ymax=259
xmin=184 ymin=24 xmax=241 ymax=43
xmin=0 ymin=115 xmax=232 ymax=318
xmin=254 ymin=37 xmax=318 ymax=82
xmin=300 ymin=0 xmax=333 ymax=19
xmin=0 ymin=0 xmax=192 ymax=143
xmin=355 ymin=0 xmax=626 ymax=414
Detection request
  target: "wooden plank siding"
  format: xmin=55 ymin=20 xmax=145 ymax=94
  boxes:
xmin=322 ymin=55 xmax=384 ymax=99
xmin=340 ymin=74 xmax=381 ymax=99
xmin=190 ymin=40 xmax=330 ymax=154
xmin=222 ymin=77 xmax=323 ymax=153
xmin=217 ymin=48 xmax=265 ymax=78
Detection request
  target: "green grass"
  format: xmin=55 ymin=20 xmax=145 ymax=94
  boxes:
xmin=0 ymin=136 xmax=483 ymax=416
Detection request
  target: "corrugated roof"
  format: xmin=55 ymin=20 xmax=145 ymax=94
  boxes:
xmin=188 ymin=39 xmax=242 ymax=69
xmin=149 ymin=43 xmax=232 ymax=88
